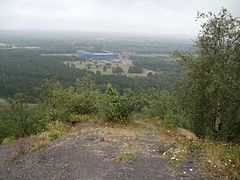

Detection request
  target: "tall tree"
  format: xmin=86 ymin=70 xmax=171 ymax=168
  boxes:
xmin=175 ymin=8 xmax=240 ymax=140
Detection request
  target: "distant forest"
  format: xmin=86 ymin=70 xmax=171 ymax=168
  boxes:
xmin=0 ymin=32 xmax=190 ymax=100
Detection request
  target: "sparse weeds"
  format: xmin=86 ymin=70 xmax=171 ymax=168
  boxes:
xmin=114 ymin=152 xmax=136 ymax=163
xmin=2 ymin=136 xmax=15 ymax=144
xmin=162 ymin=146 xmax=187 ymax=165
xmin=10 ymin=121 xmax=71 ymax=160
xmin=200 ymin=140 xmax=240 ymax=179
xmin=187 ymin=141 xmax=204 ymax=154
xmin=86 ymin=134 xmax=98 ymax=140
xmin=10 ymin=136 xmax=50 ymax=160
xmin=30 ymin=136 xmax=50 ymax=152
xmin=46 ymin=121 xmax=71 ymax=141
xmin=69 ymin=114 xmax=93 ymax=124
xmin=158 ymin=141 xmax=174 ymax=154
xmin=47 ymin=130 xmax=60 ymax=140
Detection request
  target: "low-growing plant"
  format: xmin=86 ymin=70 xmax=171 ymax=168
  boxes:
xmin=69 ymin=114 xmax=93 ymax=123
xmin=187 ymin=141 xmax=204 ymax=154
xmin=86 ymin=134 xmax=98 ymax=141
xmin=46 ymin=121 xmax=71 ymax=140
xmin=2 ymin=136 xmax=15 ymax=144
xmin=158 ymin=141 xmax=172 ymax=154
xmin=201 ymin=141 xmax=240 ymax=179
xmin=48 ymin=130 xmax=60 ymax=141
xmin=114 ymin=152 xmax=136 ymax=163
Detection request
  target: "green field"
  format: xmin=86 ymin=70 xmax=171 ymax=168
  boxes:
xmin=64 ymin=60 xmax=155 ymax=77
xmin=0 ymin=98 xmax=6 ymax=105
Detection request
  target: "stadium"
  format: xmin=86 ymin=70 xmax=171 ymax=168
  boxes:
xmin=75 ymin=50 xmax=120 ymax=60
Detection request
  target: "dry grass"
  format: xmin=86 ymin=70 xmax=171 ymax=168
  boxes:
xmin=199 ymin=140 xmax=240 ymax=179
xmin=10 ymin=136 xmax=50 ymax=160
xmin=114 ymin=152 xmax=136 ymax=163
xmin=10 ymin=121 xmax=71 ymax=160
xmin=7 ymin=117 xmax=240 ymax=179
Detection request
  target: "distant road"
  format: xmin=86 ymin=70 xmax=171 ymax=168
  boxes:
xmin=41 ymin=54 xmax=74 ymax=57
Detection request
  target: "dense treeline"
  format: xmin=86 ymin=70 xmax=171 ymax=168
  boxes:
xmin=174 ymin=8 xmax=240 ymax=141
xmin=132 ymin=56 xmax=177 ymax=72
xmin=0 ymin=49 xmax=89 ymax=99
xmin=128 ymin=66 xmax=143 ymax=74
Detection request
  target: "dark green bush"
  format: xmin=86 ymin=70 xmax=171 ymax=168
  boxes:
xmin=100 ymin=84 xmax=136 ymax=123
xmin=112 ymin=67 xmax=124 ymax=74
xmin=128 ymin=66 xmax=143 ymax=74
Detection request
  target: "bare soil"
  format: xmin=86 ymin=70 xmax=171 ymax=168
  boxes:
xmin=0 ymin=120 xmax=208 ymax=180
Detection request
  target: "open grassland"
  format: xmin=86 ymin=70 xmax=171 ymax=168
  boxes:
xmin=64 ymin=60 xmax=155 ymax=77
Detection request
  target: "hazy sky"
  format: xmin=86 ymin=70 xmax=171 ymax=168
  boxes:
xmin=0 ymin=0 xmax=239 ymax=35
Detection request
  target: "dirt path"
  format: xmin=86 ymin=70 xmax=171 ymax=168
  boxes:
xmin=0 ymin=121 xmax=208 ymax=180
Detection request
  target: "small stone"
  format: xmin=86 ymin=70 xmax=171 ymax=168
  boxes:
xmin=189 ymin=168 xmax=193 ymax=172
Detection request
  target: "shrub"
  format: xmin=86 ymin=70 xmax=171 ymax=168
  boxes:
xmin=48 ymin=130 xmax=60 ymax=141
xmin=112 ymin=67 xmax=124 ymax=74
xmin=2 ymin=136 xmax=15 ymax=144
xmin=128 ymin=66 xmax=143 ymax=74
xmin=39 ymin=76 xmax=99 ymax=123
xmin=100 ymin=84 xmax=136 ymax=123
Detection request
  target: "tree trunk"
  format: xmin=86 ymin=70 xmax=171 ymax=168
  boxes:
xmin=214 ymin=102 xmax=221 ymax=138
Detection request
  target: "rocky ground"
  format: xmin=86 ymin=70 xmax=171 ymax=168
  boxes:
xmin=0 ymin=120 xmax=209 ymax=180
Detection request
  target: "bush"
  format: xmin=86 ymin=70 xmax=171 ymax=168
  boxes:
xmin=48 ymin=130 xmax=60 ymax=141
xmin=39 ymin=76 xmax=99 ymax=123
xmin=100 ymin=84 xmax=136 ymax=123
xmin=0 ymin=93 xmax=45 ymax=141
xmin=2 ymin=136 xmax=15 ymax=144
xmin=46 ymin=121 xmax=70 ymax=140
xmin=112 ymin=67 xmax=124 ymax=74
xmin=128 ymin=66 xmax=143 ymax=74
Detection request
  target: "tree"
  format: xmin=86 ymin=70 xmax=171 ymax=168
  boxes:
xmin=128 ymin=66 xmax=143 ymax=74
xmin=175 ymin=8 xmax=240 ymax=140
xmin=100 ymin=84 xmax=136 ymax=123
xmin=0 ymin=93 xmax=43 ymax=141
xmin=112 ymin=67 xmax=124 ymax=74
xmin=38 ymin=75 xmax=100 ymax=123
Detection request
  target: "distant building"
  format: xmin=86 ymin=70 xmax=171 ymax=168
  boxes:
xmin=76 ymin=50 xmax=120 ymax=60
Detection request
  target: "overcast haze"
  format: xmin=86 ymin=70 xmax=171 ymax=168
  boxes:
xmin=0 ymin=0 xmax=239 ymax=36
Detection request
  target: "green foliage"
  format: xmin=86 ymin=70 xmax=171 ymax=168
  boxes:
xmin=132 ymin=55 xmax=177 ymax=71
xmin=2 ymin=136 xmax=15 ymax=144
xmin=45 ymin=121 xmax=71 ymax=141
xmin=68 ymin=114 xmax=92 ymax=123
xmin=86 ymin=134 xmax=98 ymax=141
xmin=39 ymin=76 xmax=100 ymax=123
xmin=47 ymin=130 xmax=60 ymax=141
xmin=128 ymin=66 xmax=143 ymax=74
xmin=174 ymin=8 xmax=240 ymax=141
xmin=74 ymin=76 xmax=99 ymax=115
xmin=0 ymin=93 xmax=44 ymax=142
xmin=143 ymin=90 xmax=171 ymax=119
xmin=112 ymin=66 xmax=124 ymax=74
xmin=142 ymin=89 xmax=185 ymax=127
xmin=100 ymin=84 xmax=136 ymax=123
